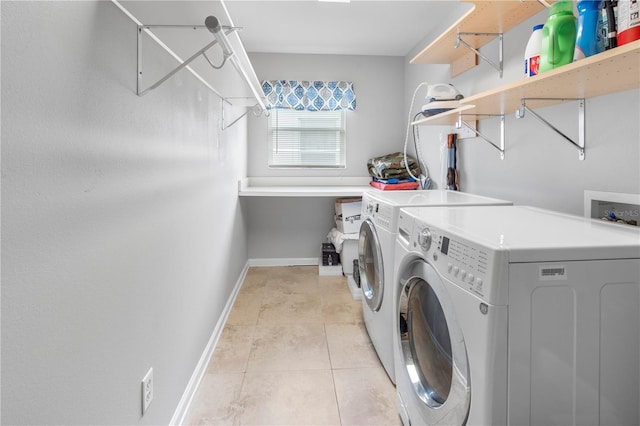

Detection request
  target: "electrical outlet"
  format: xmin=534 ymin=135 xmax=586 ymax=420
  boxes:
xmin=456 ymin=118 xmax=477 ymax=139
xmin=141 ymin=368 xmax=153 ymax=415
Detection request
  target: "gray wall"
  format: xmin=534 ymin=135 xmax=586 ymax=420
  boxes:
xmin=245 ymin=54 xmax=406 ymax=260
xmin=1 ymin=2 xmax=249 ymax=424
xmin=405 ymin=8 xmax=640 ymax=213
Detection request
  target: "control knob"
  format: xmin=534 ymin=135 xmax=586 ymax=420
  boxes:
xmin=417 ymin=228 xmax=432 ymax=251
xmin=366 ymin=202 xmax=374 ymax=214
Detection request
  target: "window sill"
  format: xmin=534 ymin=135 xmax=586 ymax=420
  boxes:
xmin=238 ymin=177 xmax=371 ymax=197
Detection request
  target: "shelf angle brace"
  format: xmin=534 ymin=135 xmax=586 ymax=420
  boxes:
xmin=136 ymin=24 xmax=241 ymax=97
xmin=455 ymin=32 xmax=503 ymax=78
xmin=516 ymin=98 xmax=585 ymax=160
xmin=220 ymin=100 xmax=264 ymax=130
xmin=455 ymin=113 xmax=506 ymax=159
xmin=534 ymin=0 xmax=553 ymax=8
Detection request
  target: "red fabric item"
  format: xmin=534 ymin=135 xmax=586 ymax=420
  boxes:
xmin=369 ymin=181 xmax=419 ymax=191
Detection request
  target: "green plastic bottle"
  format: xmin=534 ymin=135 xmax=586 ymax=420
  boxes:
xmin=539 ymin=1 xmax=577 ymax=73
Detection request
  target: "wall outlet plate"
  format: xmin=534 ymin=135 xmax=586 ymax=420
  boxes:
xmin=457 ymin=119 xmax=477 ymax=139
xmin=141 ymin=368 xmax=153 ymax=415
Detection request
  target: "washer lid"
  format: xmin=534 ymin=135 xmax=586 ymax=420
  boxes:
xmin=402 ymin=205 xmax=640 ymax=262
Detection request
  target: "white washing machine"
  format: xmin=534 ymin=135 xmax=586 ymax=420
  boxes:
xmin=393 ymin=205 xmax=640 ymax=426
xmin=358 ymin=190 xmax=512 ymax=384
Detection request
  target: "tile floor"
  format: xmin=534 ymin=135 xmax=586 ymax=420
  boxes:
xmin=185 ymin=265 xmax=400 ymax=426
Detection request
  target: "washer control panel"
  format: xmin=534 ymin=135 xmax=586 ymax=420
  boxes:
xmin=373 ymin=203 xmax=393 ymax=230
xmin=412 ymin=223 xmax=502 ymax=304
xmin=435 ymin=233 xmax=488 ymax=297
xmin=362 ymin=194 xmax=394 ymax=231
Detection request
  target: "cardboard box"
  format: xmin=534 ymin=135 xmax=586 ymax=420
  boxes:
xmin=335 ymin=197 xmax=362 ymax=234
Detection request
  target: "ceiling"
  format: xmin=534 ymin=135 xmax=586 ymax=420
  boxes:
xmin=118 ymin=0 xmax=469 ymax=57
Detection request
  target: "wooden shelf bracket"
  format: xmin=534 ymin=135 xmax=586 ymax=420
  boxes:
xmin=516 ymin=98 xmax=586 ymax=160
xmin=455 ymin=32 xmax=504 ymax=78
xmin=456 ymin=113 xmax=506 ymax=159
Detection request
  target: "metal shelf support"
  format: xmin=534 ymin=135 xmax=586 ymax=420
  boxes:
xmin=456 ymin=113 xmax=505 ymax=159
xmin=221 ymin=100 xmax=265 ymax=130
xmin=136 ymin=24 xmax=240 ymax=97
xmin=534 ymin=0 xmax=553 ymax=8
xmin=516 ymin=98 xmax=586 ymax=160
xmin=455 ymin=32 xmax=504 ymax=78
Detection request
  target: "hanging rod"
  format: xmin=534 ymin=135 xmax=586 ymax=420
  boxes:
xmin=456 ymin=113 xmax=505 ymax=159
xmin=455 ymin=32 xmax=504 ymax=78
xmin=516 ymin=98 xmax=585 ymax=160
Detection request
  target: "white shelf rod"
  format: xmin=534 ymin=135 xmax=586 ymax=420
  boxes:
xmin=455 ymin=32 xmax=504 ymax=78
xmin=456 ymin=113 xmax=506 ymax=159
xmin=516 ymin=98 xmax=586 ymax=160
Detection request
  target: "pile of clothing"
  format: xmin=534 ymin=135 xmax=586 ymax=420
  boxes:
xmin=367 ymin=152 xmax=420 ymax=190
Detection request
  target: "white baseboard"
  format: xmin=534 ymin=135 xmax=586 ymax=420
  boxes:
xmin=248 ymin=257 xmax=319 ymax=267
xmin=169 ymin=262 xmax=249 ymax=426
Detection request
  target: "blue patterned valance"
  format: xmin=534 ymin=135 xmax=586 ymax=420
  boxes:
xmin=261 ymin=80 xmax=356 ymax=111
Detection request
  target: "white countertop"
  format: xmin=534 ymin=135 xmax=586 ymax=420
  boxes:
xmin=238 ymin=177 xmax=372 ymax=197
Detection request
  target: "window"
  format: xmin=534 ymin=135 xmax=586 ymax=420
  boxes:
xmin=268 ymin=108 xmax=346 ymax=168
xmin=261 ymin=80 xmax=355 ymax=168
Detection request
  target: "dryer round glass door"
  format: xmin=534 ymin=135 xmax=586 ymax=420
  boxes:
xmin=358 ymin=219 xmax=384 ymax=311
xmin=398 ymin=259 xmax=470 ymax=425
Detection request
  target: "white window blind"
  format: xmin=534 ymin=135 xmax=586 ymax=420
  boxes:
xmin=268 ymin=109 xmax=346 ymax=168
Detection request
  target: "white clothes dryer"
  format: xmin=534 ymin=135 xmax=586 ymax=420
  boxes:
xmin=393 ymin=205 xmax=640 ymax=426
xmin=358 ymin=190 xmax=511 ymax=383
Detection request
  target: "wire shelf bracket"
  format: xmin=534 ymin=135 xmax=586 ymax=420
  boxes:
xmin=516 ymin=98 xmax=586 ymax=160
xmin=220 ymin=100 xmax=265 ymax=130
xmin=136 ymin=24 xmax=240 ymax=97
xmin=456 ymin=113 xmax=506 ymax=159
xmin=455 ymin=32 xmax=504 ymax=78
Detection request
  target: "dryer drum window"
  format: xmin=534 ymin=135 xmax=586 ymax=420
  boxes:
xmin=407 ymin=279 xmax=453 ymax=406
xmin=358 ymin=219 xmax=384 ymax=311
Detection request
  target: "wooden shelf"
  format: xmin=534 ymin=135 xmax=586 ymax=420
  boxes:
xmin=409 ymin=1 xmax=638 ymax=160
xmin=460 ymin=40 xmax=640 ymax=119
xmin=411 ymin=105 xmax=476 ymax=126
xmin=410 ymin=0 xmax=549 ymax=76
xmin=411 ymin=41 xmax=639 ymax=161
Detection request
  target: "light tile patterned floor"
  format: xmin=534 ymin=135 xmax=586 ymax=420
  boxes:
xmin=185 ymin=266 xmax=400 ymax=426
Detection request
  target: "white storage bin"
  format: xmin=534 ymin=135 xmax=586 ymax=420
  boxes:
xmin=341 ymin=239 xmax=358 ymax=275
xmin=326 ymin=227 xmax=361 ymax=300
